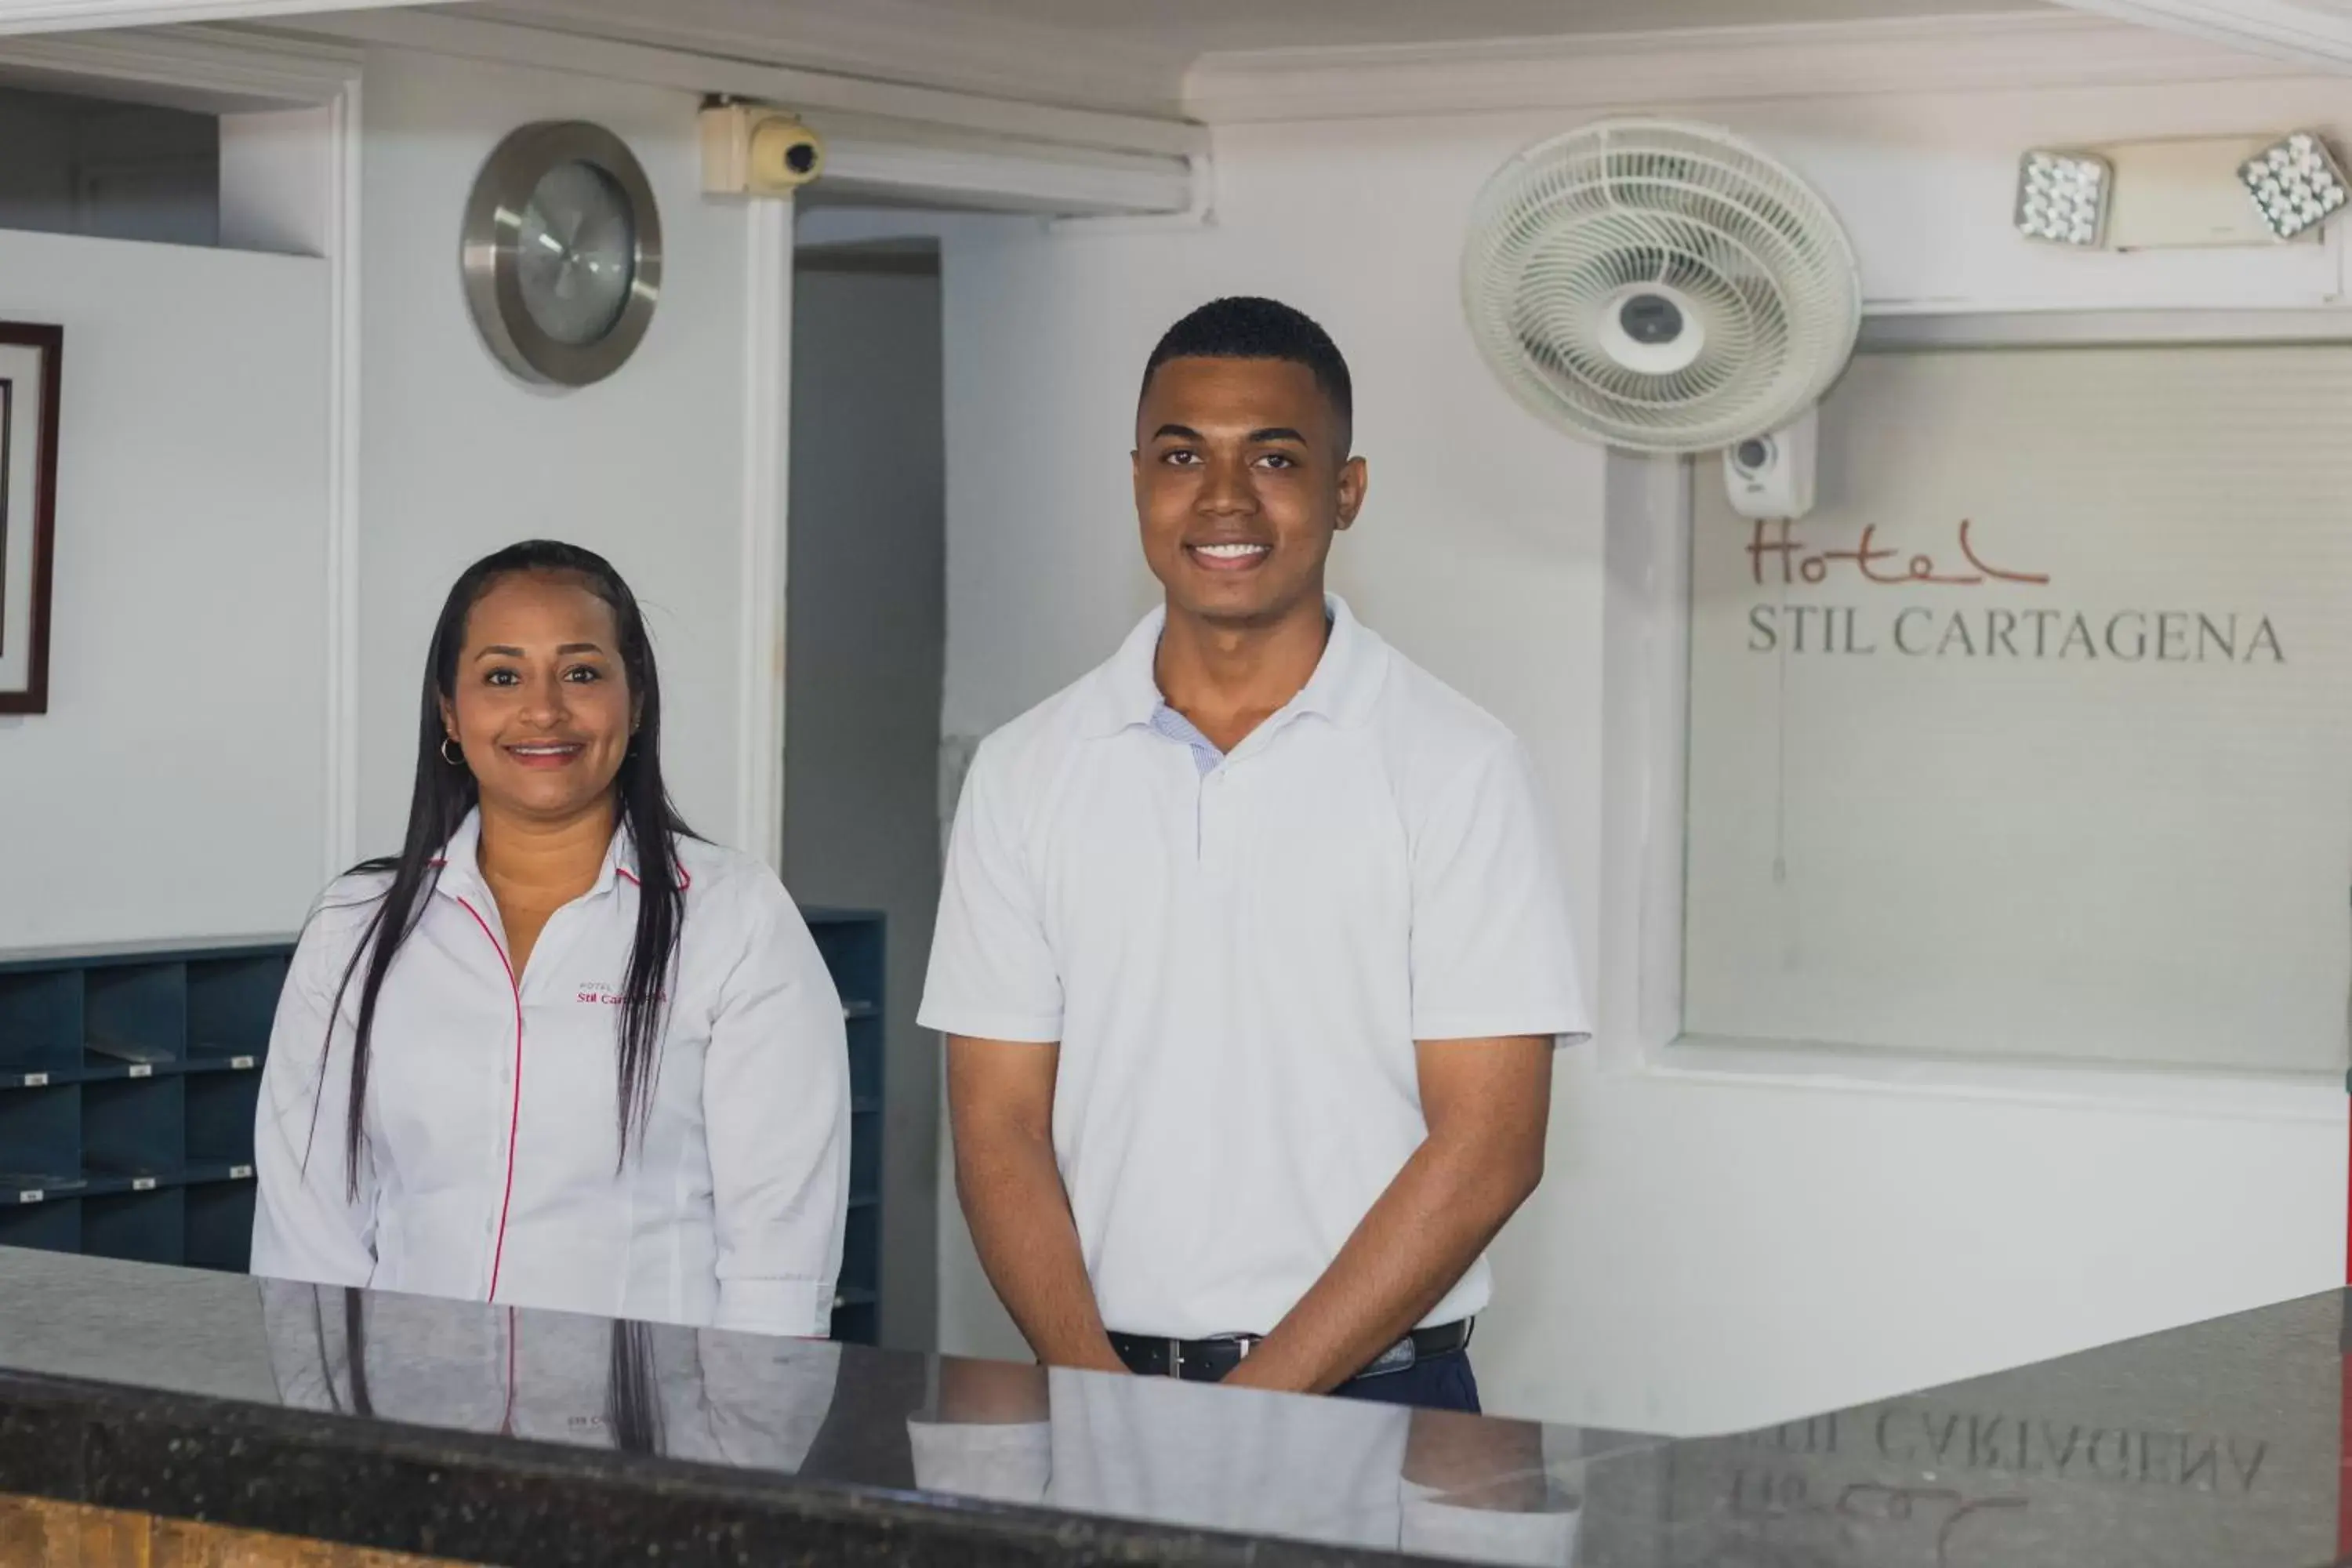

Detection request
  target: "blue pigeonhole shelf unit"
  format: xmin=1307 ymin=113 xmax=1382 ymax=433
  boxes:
xmin=805 ymin=909 xmax=886 ymax=1346
xmin=0 ymin=938 xmax=287 ymax=1271
xmin=0 ymin=912 xmax=887 ymax=1344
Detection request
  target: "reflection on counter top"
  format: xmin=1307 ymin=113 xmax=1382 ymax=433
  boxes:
xmin=0 ymin=1245 xmax=2339 ymax=1566
xmin=1594 ymin=1288 xmax=2337 ymax=1568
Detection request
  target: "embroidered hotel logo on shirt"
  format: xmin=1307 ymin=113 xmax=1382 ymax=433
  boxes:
xmin=575 ymin=983 xmax=666 ymax=1006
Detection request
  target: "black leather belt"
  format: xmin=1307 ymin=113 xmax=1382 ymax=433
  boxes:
xmin=1109 ymin=1319 xmax=1473 ymax=1385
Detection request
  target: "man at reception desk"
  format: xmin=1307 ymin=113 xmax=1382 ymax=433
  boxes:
xmin=922 ymin=297 xmax=1588 ymax=1413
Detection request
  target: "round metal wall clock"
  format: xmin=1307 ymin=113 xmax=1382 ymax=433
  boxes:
xmin=460 ymin=121 xmax=662 ymax=387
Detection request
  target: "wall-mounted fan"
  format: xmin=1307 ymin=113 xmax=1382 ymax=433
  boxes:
xmin=1462 ymin=118 xmax=1863 ymax=512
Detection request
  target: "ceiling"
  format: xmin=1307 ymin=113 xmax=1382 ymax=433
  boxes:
xmin=469 ymin=0 xmax=2063 ymax=118
xmin=844 ymin=0 xmax=2051 ymax=53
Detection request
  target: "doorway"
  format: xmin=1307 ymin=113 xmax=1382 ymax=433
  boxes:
xmin=782 ymin=238 xmax=947 ymax=1352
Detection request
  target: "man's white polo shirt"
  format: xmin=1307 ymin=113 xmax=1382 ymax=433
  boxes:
xmin=920 ymin=594 xmax=1589 ymax=1341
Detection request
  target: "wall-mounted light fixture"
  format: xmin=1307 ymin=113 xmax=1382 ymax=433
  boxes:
xmin=2015 ymin=131 xmax=2350 ymax=250
xmin=2237 ymin=131 xmax=2347 ymax=241
xmin=2014 ymin=148 xmax=2111 ymax=247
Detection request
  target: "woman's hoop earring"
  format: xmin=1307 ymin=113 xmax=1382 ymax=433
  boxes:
xmin=441 ymin=737 xmax=464 ymax=767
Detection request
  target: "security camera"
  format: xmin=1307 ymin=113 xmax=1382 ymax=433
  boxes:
xmin=749 ymin=116 xmax=824 ymax=190
xmin=1722 ymin=407 xmax=1817 ymax=521
xmin=700 ymin=103 xmax=825 ymax=197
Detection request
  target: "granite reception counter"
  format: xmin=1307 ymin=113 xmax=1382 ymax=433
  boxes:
xmin=0 ymin=1247 xmax=2334 ymax=1566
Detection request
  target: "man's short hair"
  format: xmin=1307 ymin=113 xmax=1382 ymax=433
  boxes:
xmin=1140 ymin=296 xmax=1353 ymax=441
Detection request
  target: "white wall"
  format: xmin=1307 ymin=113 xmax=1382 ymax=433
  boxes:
xmin=354 ymin=45 xmax=775 ymax=855
xmin=930 ymin=73 xmax=2351 ymax=1432
xmin=1 ymin=37 xmax=788 ymax=946
xmin=0 ymin=228 xmax=328 ymax=948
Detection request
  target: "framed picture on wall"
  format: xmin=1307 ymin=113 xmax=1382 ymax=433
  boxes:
xmin=0 ymin=322 xmax=60 ymax=715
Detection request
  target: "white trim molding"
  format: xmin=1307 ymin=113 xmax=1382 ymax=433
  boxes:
xmin=264 ymin=7 xmax=1200 ymax=217
xmin=270 ymin=6 xmax=1201 ymax=161
xmin=321 ymin=71 xmax=362 ymax=877
xmin=2051 ymin=0 xmax=2352 ymax=71
xmin=0 ymin=26 xmax=365 ymax=880
xmin=1597 ymin=449 xmax=1691 ymax=1070
xmin=1183 ymin=10 xmax=2304 ymax=125
xmin=0 ymin=20 xmax=358 ymax=103
xmin=811 ymin=109 xmax=1195 ymax=218
xmin=734 ymin=199 xmax=794 ymax=873
xmin=1860 ymin=305 xmax=2352 ymax=349
xmin=0 ymin=0 xmax=440 ymax=38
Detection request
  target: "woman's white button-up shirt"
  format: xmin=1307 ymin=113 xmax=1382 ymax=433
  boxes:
xmin=252 ymin=813 xmax=850 ymax=1337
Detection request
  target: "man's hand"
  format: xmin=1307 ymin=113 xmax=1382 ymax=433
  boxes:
xmin=1219 ymin=1035 xmax=1552 ymax=1396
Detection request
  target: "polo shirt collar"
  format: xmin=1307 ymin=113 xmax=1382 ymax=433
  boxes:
xmin=1078 ymin=593 xmax=1388 ymax=740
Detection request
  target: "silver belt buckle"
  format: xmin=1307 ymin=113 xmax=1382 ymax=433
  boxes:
xmin=1167 ymin=1338 xmax=1185 ymax=1378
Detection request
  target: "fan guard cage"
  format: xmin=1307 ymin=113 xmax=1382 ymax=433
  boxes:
xmin=1462 ymin=119 xmax=1861 ymax=455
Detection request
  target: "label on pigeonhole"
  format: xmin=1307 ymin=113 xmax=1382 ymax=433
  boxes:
xmin=230 ymin=1165 xmax=254 ymax=1180
xmin=231 ymin=1055 xmax=256 ymax=1070
xmin=128 ymin=1065 xmax=152 ymax=1079
xmin=132 ymin=1178 xmax=156 ymax=1192
xmin=21 ymin=1073 xmax=46 ymax=1087
xmin=16 ymin=1190 xmax=42 ymax=1204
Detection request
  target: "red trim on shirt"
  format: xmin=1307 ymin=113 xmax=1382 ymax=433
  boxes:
xmin=615 ymin=863 xmax=691 ymax=891
xmin=454 ymin=895 xmax=524 ymax=1303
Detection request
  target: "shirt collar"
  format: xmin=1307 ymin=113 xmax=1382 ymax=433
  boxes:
xmin=426 ymin=809 xmax=489 ymax=903
xmin=427 ymin=809 xmax=683 ymax=901
xmin=1079 ymin=593 xmax=1388 ymax=741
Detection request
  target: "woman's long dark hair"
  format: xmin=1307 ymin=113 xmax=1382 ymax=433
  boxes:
xmin=328 ymin=1287 xmax=665 ymax=1455
xmin=605 ymin=1319 xmax=667 ymax=1454
xmin=313 ymin=541 xmax=692 ymax=1193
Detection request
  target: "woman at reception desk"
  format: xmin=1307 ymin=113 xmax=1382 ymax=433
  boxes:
xmin=249 ymin=540 xmax=850 ymax=1337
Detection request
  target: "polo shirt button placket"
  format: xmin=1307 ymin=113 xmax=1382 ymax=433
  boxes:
xmin=1200 ymin=765 xmax=1234 ymax=884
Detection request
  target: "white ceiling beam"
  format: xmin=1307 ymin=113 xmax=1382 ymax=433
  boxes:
xmin=254 ymin=8 xmax=1200 ymax=217
xmin=2045 ymin=0 xmax=2352 ymax=70
xmin=273 ymin=6 xmax=1203 ymax=160
xmin=0 ymin=0 xmax=449 ymax=38
xmin=1183 ymin=10 xmax=2305 ymax=124
xmin=0 ymin=21 xmax=357 ymax=106
xmin=472 ymin=0 xmax=1186 ymax=123
xmin=810 ymin=109 xmax=1195 ymax=216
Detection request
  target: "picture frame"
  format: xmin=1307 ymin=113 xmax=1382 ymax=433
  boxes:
xmin=0 ymin=321 xmax=61 ymax=715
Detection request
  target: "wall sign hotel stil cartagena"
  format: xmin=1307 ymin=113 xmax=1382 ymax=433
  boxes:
xmin=1682 ymin=345 xmax=2350 ymax=1074
xmin=1738 ymin=516 xmax=2282 ymax=666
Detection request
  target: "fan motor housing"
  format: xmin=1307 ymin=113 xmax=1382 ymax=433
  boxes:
xmin=1599 ymin=285 xmax=1706 ymax=376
